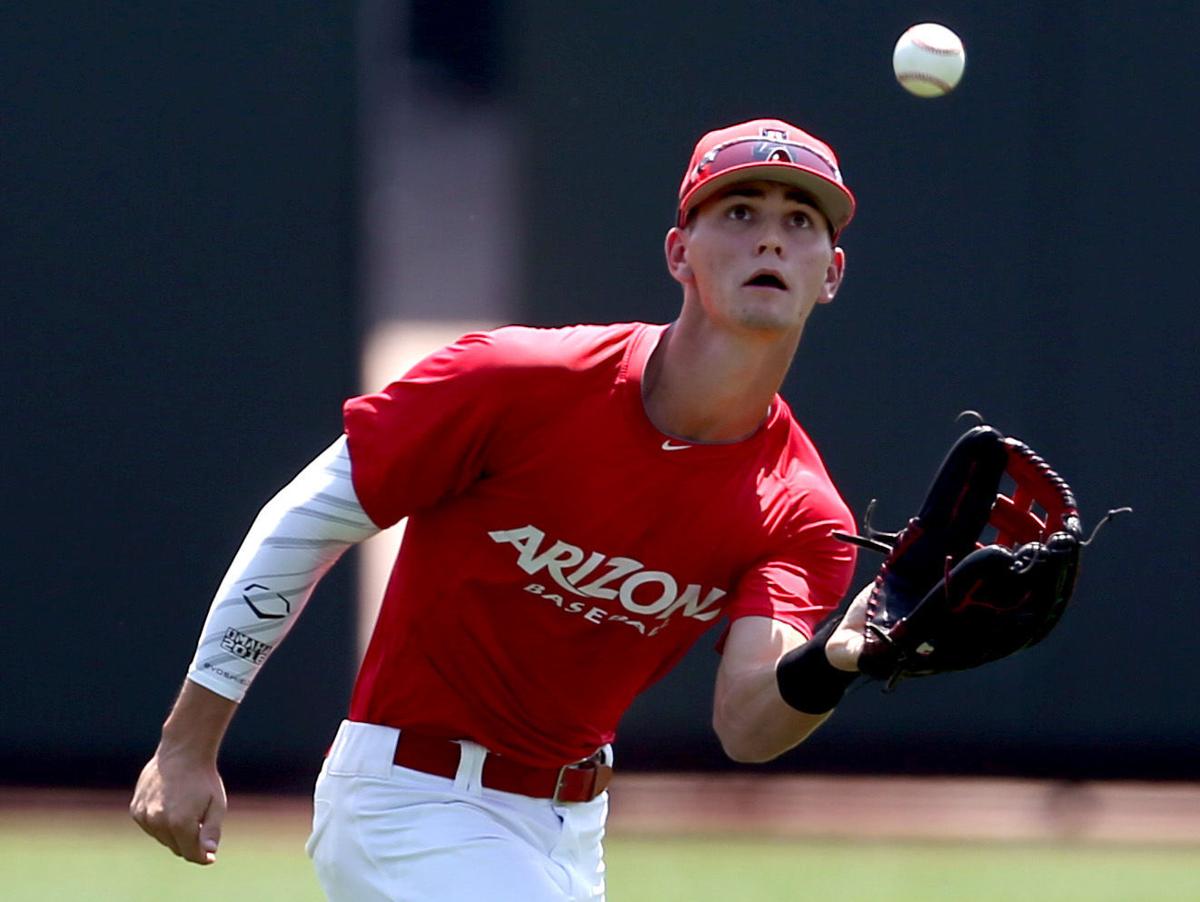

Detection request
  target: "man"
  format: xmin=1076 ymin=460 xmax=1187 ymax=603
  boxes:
xmin=131 ymin=117 xmax=873 ymax=900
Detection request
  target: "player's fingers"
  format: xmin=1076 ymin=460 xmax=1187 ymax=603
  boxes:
xmin=841 ymin=582 xmax=873 ymax=627
xmin=167 ymin=802 xmax=212 ymax=865
xmin=130 ymin=789 xmax=184 ymax=858
xmin=137 ymin=814 xmax=185 ymax=858
xmin=164 ymin=800 xmax=224 ymax=862
xmin=197 ymin=792 xmax=226 ymax=865
xmin=158 ymin=828 xmax=185 ymax=859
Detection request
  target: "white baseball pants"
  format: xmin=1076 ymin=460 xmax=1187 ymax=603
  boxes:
xmin=306 ymin=720 xmax=608 ymax=901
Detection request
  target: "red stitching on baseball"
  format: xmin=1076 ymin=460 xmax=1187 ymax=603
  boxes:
xmin=896 ymin=72 xmax=953 ymax=92
xmin=910 ymin=36 xmax=961 ymax=56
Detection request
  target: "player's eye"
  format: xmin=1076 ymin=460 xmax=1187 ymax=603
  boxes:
xmin=726 ymin=204 xmax=753 ymax=221
xmin=790 ymin=211 xmax=813 ymax=228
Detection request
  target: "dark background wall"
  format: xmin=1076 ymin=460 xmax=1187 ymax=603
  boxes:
xmin=4 ymin=3 xmax=359 ymax=788
xmin=4 ymin=2 xmax=1197 ymax=790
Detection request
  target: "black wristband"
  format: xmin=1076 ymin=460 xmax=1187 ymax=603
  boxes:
xmin=775 ymin=616 xmax=859 ymax=714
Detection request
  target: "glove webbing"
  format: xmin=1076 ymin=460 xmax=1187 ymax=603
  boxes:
xmin=992 ymin=438 xmax=1081 ymax=547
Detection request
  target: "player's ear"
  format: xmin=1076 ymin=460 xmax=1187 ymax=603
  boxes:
xmin=817 ymin=246 xmax=846 ymax=304
xmin=665 ymin=227 xmax=693 ymax=285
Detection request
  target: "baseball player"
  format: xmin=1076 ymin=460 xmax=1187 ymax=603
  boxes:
xmin=131 ymin=117 xmax=875 ymax=900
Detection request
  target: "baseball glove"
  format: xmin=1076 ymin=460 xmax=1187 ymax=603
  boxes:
xmin=836 ymin=415 xmax=1128 ymax=688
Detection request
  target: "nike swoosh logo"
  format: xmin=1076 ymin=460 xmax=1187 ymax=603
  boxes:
xmin=661 ymin=440 xmax=691 ymax=451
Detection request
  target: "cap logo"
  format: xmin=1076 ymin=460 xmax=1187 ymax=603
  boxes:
xmin=679 ymin=121 xmax=855 ymax=232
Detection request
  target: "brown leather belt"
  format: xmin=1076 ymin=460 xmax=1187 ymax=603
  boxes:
xmin=393 ymin=732 xmax=612 ymax=803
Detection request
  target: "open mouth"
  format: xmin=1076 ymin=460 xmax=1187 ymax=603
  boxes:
xmin=744 ymin=272 xmax=788 ymax=290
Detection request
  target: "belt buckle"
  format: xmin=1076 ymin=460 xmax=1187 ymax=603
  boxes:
xmin=552 ymin=752 xmax=609 ymax=803
xmin=552 ymin=760 xmax=590 ymax=803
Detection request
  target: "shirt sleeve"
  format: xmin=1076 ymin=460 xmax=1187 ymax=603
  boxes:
xmin=187 ymin=436 xmax=379 ymax=701
xmin=723 ymin=491 xmax=858 ymax=641
xmin=342 ymin=330 xmax=512 ymax=529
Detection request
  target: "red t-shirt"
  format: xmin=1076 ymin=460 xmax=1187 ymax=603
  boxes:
xmin=343 ymin=322 xmax=856 ymax=767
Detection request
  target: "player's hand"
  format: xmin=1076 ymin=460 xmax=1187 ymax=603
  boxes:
xmin=130 ymin=745 xmax=227 ymax=865
xmin=823 ymin=582 xmax=872 ymax=672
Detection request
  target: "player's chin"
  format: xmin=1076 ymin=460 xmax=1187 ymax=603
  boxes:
xmin=729 ymin=302 xmax=804 ymax=334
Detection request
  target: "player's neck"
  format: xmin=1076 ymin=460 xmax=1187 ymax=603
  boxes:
xmin=642 ymin=313 xmax=802 ymax=443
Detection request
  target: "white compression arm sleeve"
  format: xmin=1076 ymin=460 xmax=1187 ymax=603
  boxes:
xmin=186 ymin=435 xmax=380 ymax=702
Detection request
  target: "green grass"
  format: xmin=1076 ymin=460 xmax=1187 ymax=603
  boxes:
xmin=1 ymin=810 xmax=323 ymax=902
xmin=3 ymin=811 xmax=1198 ymax=901
xmin=605 ymin=836 xmax=1200 ymax=901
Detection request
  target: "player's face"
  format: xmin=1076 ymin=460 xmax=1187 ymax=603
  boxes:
xmin=666 ymin=181 xmax=845 ymax=335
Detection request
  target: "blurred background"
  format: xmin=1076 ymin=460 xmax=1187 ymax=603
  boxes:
xmin=4 ymin=0 xmax=1198 ymax=806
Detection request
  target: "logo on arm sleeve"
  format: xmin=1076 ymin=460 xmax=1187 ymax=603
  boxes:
xmin=241 ymin=583 xmax=291 ymax=620
xmin=220 ymin=628 xmax=274 ymax=665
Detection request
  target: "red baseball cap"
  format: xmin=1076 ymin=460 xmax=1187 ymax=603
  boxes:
xmin=677 ymin=118 xmax=856 ymax=237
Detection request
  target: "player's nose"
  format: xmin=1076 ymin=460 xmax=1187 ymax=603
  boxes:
xmin=756 ymin=229 xmax=784 ymax=257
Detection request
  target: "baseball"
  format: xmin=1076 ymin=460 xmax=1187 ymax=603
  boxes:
xmin=893 ymin=23 xmax=966 ymax=97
